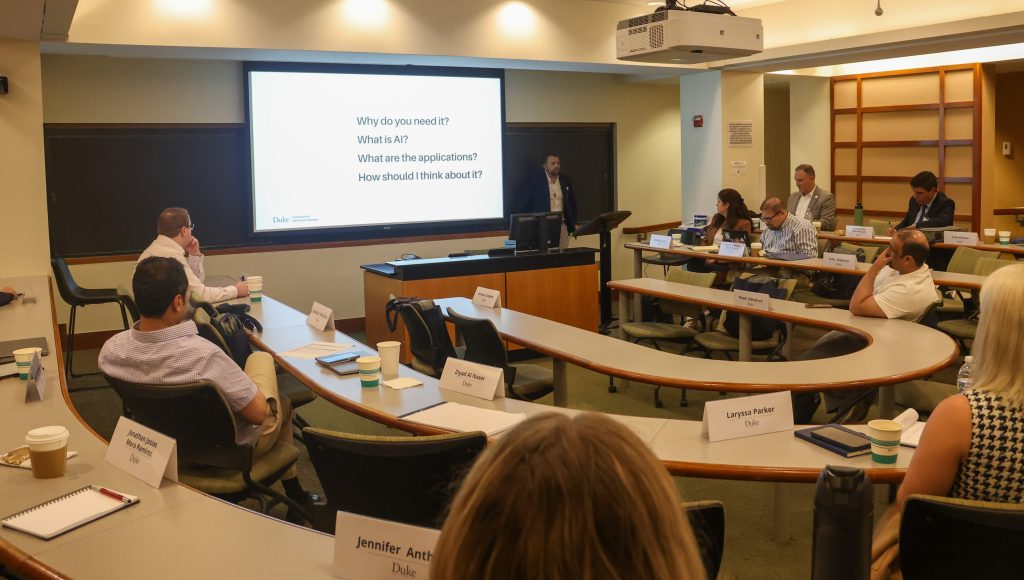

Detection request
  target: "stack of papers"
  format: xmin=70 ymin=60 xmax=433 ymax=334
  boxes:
xmin=894 ymin=408 xmax=926 ymax=447
xmin=400 ymin=402 xmax=526 ymax=436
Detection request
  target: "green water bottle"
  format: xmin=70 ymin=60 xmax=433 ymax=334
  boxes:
xmin=854 ymin=202 xmax=864 ymax=226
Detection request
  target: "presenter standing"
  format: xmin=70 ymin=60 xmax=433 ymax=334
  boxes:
xmin=514 ymin=153 xmax=578 ymax=249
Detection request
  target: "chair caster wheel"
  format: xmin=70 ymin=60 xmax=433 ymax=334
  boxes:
xmin=680 ymin=400 xmax=689 ymax=407
xmin=608 ymin=385 xmax=618 ymax=393
xmin=655 ymin=400 xmax=664 ymax=408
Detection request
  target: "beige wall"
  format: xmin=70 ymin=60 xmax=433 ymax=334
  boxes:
xmin=720 ymin=72 xmax=765 ymax=203
xmin=992 ymin=69 xmax=1024 ymax=235
xmin=763 ymin=83 xmax=791 ymax=201
xmin=788 ymin=75 xmax=831 ymax=198
xmin=40 ymin=56 xmax=680 ymax=332
xmin=0 ymin=40 xmax=49 ymax=278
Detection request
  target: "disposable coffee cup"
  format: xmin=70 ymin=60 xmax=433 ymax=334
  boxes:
xmin=752 ymin=218 xmax=761 ymax=230
xmin=671 ymin=233 xmax=682 ymax=246
xmin=356 ymin=356 xmax=381 ymax=388
xmin=984 ymin=228 xmax=997 ymax=244
xmin=868 ymin=419 xmax=903 ymax=464
xmin=998 ymin=231 xmax=1011 ymax=245
xmin=750 ymin=242 xmax=763 ymax=256
xmin=376 ymin=341 xmax=401 ymax=380
xmin=25 ymin=426 xmax=70 ymax=479
xmin=247 ymin=275 xmax=263 ymax=302
xmin=13 ymin=347 xmax=42 ymax=380
xmin=812 ymin=221 xmax=822 ymax=231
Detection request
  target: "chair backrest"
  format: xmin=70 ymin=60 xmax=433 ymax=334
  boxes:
xmin=446 ymin=308 xmax=509 ymax=370
xmin=105 ymin=376 xmax=251 ymax=471
xmin=901 ymin=494 xmax=1024 ymax=579
xmin=946 ymin=246 xmax=999 ymax=275
xmin=50 ymin=257 xmax=82 ymax=305
xmin=683 ymin=500 xmax=726 ymax=580
xmin=302 ymin=427 xmax=487 ymax=531
xmin=974 ymin=256 xmax=1011 ymax=277
xmin=397 ymin=301 xmax=442 ymax=374
xmin=868 ymin=219 xmax=891 ymax=236
xmin=661 ymin=269 xmax=717 ymax=318
xmin=194 ymin=307 xmax=233 ymax=357
xmin=839 ymin=242 xmax=880 ymax=263
xmin=117 ymin=284 xmax=141 ymax=323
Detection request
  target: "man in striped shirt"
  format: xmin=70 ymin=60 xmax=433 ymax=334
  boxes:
xmin=758 ymin=197 xmax=818 ymax=259
xmin=99 ymin=257 xmax=315 ymax=521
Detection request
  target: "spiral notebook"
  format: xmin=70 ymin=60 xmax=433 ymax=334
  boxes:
xmin=2 ymin=485 xmax=139 ymax=540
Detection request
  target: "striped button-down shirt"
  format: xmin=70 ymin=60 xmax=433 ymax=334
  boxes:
xmin=98 ymin=321 xmax=260 ymax=445
xmin=759 ymin=213 xmax=818 ymax=258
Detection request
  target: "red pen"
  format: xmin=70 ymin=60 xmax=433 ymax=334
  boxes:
xmin=98 ymin=487 xmax=129 ymax=503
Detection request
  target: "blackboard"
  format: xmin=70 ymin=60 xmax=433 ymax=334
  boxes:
xmin=45 ymin=123 xmax=617 ymax=258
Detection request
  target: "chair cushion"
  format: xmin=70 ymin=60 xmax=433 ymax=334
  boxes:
xmin=641 ymin=254 xmax=690 ymax=267
xmin=694 ymin=331 xmax=779 ymax=352
xmin=621 ymin=322 xmax=699 ymax=341
xmin=510 ymin=363 xmax=554 ymax=397
xmin=936 ymin=318 xmax=978 ymax=339
xmin=179 ymin=442 xmax=299 ymax=495
xmin=895 ymin=380 xmax=958 ymax=414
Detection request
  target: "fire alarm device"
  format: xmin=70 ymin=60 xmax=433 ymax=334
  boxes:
xmin=693 ymin=115 xmax=703 ymax=128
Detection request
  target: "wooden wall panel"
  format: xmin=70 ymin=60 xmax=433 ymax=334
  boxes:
xmin=862 ymin=74 xmax=939 ymax=107
xmin=862 ymin=182 xmax=913 ymax=213
xmin=834 ymin=181 xmax=857 ymax=208
xmin=862 ymin=147 xmax=939 ymax=175
xmin=834 ymin=114 xmax=857 ymax=141
xmin=833 ymin=80 xmax=858 ymax=109
xmin=945 ymin=146 xmax=974 ymax=177
xmin=834 ymin=148 xmax=857 ymax=175
xmin=862 ymin=110 xmax=938 ymax=141
xmin=945 ymin=70 xmax=974 ymax=102
xmin=945 ymin=108 xmax=974 ymax=140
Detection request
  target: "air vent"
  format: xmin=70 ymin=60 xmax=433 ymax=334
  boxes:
xmin=650 ymin=24 xmax=664 ymax=49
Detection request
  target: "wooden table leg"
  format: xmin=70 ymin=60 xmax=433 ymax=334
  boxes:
xmin=739 ymin=313 xmax=752 ymax=362
xmin=552 ymin=359 xmax=568 ymax=407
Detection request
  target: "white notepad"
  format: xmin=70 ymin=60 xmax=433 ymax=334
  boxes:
xmin=400 ymin=402 xmax=526 ymax=436
xmin=2 ymin=485 xmax=139 ymax=540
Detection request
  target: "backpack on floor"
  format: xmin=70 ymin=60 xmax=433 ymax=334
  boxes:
xmin=811 ymin=246 xmax=866 ymax=300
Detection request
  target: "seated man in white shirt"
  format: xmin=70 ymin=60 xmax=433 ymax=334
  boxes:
xmin=793 ymin=230 xmax=939 ymax=423
xmin=99 ymin=257 xmax=316 ymax=521
xmin=138 ymin=207 xmax=247 ymax=303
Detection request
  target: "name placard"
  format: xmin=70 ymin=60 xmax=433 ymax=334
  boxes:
xmin=105 ymin=416 xmax=178 ymax=488
xmin=943 ymin=231 xmax=979 ymax=246
xmin=845 ymin=225 xmax=875 ymax=239
xmin=823 ymin=252 xmax=858 ymax=270
xmin=648 ymin=234 xmax=672 ymax=249
xmin=472 ymin=287 xmax=501 ymax=309
xmin=307 ymin=301 xmax=335 ymax=332
xmin=333 ymin=511 xmax=440 ymax=579
xmin=701 ymin=391 xmax=794 ymax=442
xmin=439 ymin=358 xmax=504 ymax=401
xmin=718 ymin=241 xmax=746 ymax=257
xmin=733 ymin=289 xmax=772 ymax=311
xmin=25 ymin=353 xmax=44 ymax=403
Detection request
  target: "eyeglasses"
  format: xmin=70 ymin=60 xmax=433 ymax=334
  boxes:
xmin=186 ymin=223 xmax=195 ymax=230
xmin=761 ymin=213 xmax=779 ymax=222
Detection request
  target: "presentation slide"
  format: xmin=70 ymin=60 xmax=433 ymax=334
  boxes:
xmin=247 ymin=68 xmax=505 ymax=233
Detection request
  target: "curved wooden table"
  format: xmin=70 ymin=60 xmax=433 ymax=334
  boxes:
xmin=819 ymin=231 xmax=1024 ymax=257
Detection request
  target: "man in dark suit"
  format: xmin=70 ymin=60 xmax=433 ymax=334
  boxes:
xmin=889 ymin=171 xmax=955 ymax=234
xmin=514 ymin=153 xmax=578 ymax=248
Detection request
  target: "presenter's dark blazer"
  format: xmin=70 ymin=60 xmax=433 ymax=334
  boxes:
xmin=894 ymin=191 xmax=955 ymax=230
xmin=514 ymin=172 xmax=579 ymax=233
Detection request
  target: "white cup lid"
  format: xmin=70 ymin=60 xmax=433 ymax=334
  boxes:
xmin=26 ymin=426 xmax=70 ymax=444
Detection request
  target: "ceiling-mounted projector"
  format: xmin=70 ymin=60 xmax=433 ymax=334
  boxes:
xmin=616 ymin=9 xmax=763 ymax=64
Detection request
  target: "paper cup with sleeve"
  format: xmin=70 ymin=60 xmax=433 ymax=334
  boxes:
xmin=13 ymin=347 xmax=42 ymax=380
xmin=983 ymin=228 xmax=997 ymax=244
xmin=376 ymin=341 xmax=401 ymax=380
xmin=25 ymin=426 xmax=70 ymax=479
xmin=999 ymin=231 xmax=1011 ymax=245
xmin=247 ymin=275 xmax=263 ymax=302
xmin=868 ymin=419 xmax=903 ymax=464
xmin=357 ymin=356 xmax=382 ymax=388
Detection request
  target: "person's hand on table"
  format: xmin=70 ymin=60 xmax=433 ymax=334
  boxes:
xmin=235 ymin=282 xmax=249 ymax=297
xmin=186 ymin=236 xmax=202 ymax=256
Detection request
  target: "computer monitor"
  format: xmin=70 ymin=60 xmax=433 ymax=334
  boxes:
xmin=509 ymin=212 xmax=562 ymax=253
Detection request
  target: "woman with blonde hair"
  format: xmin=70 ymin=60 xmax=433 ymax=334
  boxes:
xmin=431 ymin=412 xmax=706 ymax=580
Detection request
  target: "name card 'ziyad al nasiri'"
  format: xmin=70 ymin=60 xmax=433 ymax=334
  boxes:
xmin=648 ymin=234 xmax=672 ymax=249
xmin=472 ymin=286 xmax=501 ymax=308
xmin=439 ymin=358 xmax=505 ymax=401
xmin=823 ymin=251 xmax=859 ymax=270
xmin=307 ymin=301 xmax=335 ymax=331
xmin=701 ymin=391 xmax=794 ymax=442
xmin=733 ymin=289 xmax=773 ymax=312
xmin=845 ymin=225 xmax=875 ymax=239
xmin=334 ymin=511 xmax=440 ymax=580
xmin=105 ymin=416 xmax=178 ymax=488
xmin=718 ymin=241 xmax=746 ymax=258
xmin=943 ymin=231 xmax=979 ymax=245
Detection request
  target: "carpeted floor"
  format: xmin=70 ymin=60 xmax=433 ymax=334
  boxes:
xmin=67 ymin=324 xmax=961 ymax=579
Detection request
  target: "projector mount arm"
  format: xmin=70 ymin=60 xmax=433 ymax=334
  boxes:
xmin=656 ymin=0 xmax=737 ymax=16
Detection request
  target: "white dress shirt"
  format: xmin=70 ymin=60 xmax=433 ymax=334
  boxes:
xmin=138 ymin=235 xmax=238 ymax=303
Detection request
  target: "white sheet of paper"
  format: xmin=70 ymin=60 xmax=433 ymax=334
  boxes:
xmin=943 ymin=231 xmax=979 ymax=245
xmin=439 ymin=358 xmax=505 ymax=401
xmin=701 ymin=391 xmax=794 ymax=442
xmin=718 ymin=241 xmax=746 ymax=257
xmin=845 ymin=225 xmax=875 ymax=239
xmin=823 ymin=252 xmax=858 ymax=270
xmin=105 ymin=416 xmax=178 ymax=488
xmin=648 ymin=234 xmax=672 ymax=249
xmin=280 ymin=342 xmax=354 ymax=359
xmin=400 ymin=402 xmax=525 ymax=436
xmin=1 ymin=449 xmax=78 ymax=470
xmin=382 ymin=377 xmax=423 ymax=390
xmin=893 ymin=408 xmax=927 ymax=447
xmin=333 ymin=511 xmax=440 ymax=579
xmin=733 ymin=289 xmax=773 ymax=311
xmin=472 ymin=287 xmax=501 ymax=308
xmin=307 ymin=301 xmax=334 ymax=331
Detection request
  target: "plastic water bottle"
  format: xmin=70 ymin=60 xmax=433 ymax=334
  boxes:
xmin=957 ymin=356 xmax=974 ymax=393
xmin=853 ymin=202 xmax=864 ymax=226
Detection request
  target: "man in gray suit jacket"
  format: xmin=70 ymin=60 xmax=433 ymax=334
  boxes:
xmin=787 ymin=164 xmax=836 ymax=231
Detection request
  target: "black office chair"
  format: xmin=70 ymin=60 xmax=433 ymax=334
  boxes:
xmin=302 ymin=427 xmax=487 ymax=533
xmin=395 ymin=299 xmax=454 ymax=378
xmin=51 ymin=257 xmax=130 ymax=378
xmin=116 ymin=284 xmax=140 ymax=323
xmin=106 ymin=376 xmax=308 ymax=521
xmin=684 ymin=500 xmax=726 ymax=580
xmin=446 ymin=307 xmax=554 ymax=402
xmin=901 ymin=494 xmax=1024 ymax=579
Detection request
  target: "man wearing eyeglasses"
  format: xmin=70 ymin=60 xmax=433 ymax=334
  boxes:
xmin=758 ymin=198 xmax=818 ymax=259
xmin=137 ymin=207 xmax=248 ymax=303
